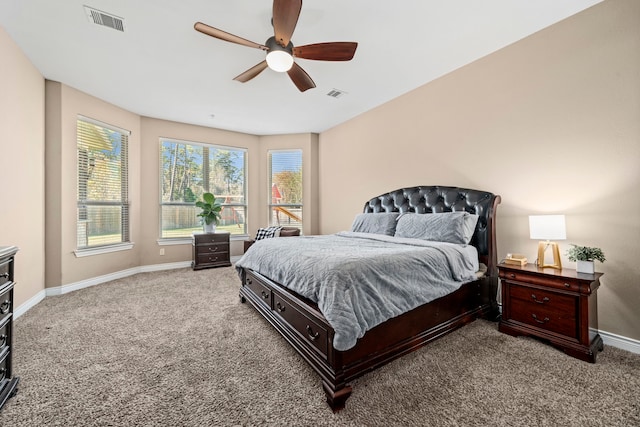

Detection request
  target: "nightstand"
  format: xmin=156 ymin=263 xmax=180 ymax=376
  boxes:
xmin=191 ymin=232 xmax=231 ymax=270
xmin=498 ymin=263 xmax=603 ymax=363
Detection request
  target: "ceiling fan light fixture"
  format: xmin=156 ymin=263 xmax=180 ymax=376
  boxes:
xmin=265 ymin=36 xmax=294 ymax=72
xmin=266 ymin=50 xmax=293 ymax=72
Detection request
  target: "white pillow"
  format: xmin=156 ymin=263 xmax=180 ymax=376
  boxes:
xmin=350 ymin=212 xmax=399 ymax=236
xmin=394 ymin=212 xmax=478 ymax=244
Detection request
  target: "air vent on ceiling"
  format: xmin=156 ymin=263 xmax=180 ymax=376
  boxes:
xmin=326 ymin=89 xmax=346 ymax=99
xmin=84 ymin=6 xmax=125 ymax=32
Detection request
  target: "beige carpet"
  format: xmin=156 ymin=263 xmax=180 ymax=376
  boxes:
xmin=0 ymin=266 xmax=638 ymax=426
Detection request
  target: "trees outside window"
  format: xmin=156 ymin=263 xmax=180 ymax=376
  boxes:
xmin=160 ymin=139 xmax=246 ymax=238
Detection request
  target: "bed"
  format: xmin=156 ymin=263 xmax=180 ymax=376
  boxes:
xmin=236 ymin=185 xmax=501 ymax=411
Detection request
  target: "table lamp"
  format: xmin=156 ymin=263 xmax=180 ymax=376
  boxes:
xmin=529 ymin=215 xmax=566 ymax=269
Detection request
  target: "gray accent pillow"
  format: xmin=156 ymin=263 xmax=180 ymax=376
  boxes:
xmin=350 ymin=213 xmax=400 ymax=236
xmin=395 ymin=212 xmax=479 ymax=244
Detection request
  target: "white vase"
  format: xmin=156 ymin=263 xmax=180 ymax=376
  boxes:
xmin=576 ymin=260 xmax=595 ymax=274
xmin=203 ymin=222 xmax=216 ymax=234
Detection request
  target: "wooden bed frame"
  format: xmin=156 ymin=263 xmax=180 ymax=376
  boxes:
xmin=238 ymin=186 xmax=501 ymax=411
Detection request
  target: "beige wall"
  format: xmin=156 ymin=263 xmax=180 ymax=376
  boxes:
xmin=45 ymin=82 xmax=142 ymax=286
xmin=0 ymin=26 xmax=45 ymax=307
xmin=319 ymin=0 xmax=640 ymax=340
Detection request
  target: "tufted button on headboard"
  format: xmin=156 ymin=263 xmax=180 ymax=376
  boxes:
xmin=363 ymin=186 xmax=501 ymax=275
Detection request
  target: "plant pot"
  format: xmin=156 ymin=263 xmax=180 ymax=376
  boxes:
xmin=576 ymin=260 xmax=595 ymax=274
xmin=203 ymin=222 xmax=216 ymax=234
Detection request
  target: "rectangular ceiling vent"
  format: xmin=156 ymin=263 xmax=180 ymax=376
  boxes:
xmin=326 ymin=89 xmax=346 ymax=99
xmin=84 ymin=6 xmax=125 ymax=32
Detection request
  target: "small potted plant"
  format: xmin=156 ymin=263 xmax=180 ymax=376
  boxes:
xmin=566 ymin=244 xmax=605 ymax=274
xmin=195 ymin=192 xmax=222 ymax=233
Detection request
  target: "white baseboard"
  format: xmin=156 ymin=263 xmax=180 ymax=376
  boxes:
xmin=13 ymin=289 xmax=46 ymax=319
xmin=14 ymin=261 xmax=192 ymax=319
xmin=598 ymin=329 xmax=640 ymax=355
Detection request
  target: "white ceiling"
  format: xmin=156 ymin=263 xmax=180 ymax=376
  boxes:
xmin=0 ymin=0 xmax=602 ymax=136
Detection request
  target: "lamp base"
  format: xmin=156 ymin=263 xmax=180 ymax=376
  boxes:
xmin=537 ymin=241 xmax=562 ymax=270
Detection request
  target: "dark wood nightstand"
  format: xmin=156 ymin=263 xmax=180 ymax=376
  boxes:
xmin=498 ymin=262 xmax=603 ymax=363
xmin=191 ymin=232 xmax=231 ymax=270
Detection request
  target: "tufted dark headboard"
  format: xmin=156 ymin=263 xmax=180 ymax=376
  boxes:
xmin=363 ymin=186 xmax=501 ymax=275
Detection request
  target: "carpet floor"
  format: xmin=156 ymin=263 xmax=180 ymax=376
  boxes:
xmin=0 ymin=266 xmax=638 ymax=426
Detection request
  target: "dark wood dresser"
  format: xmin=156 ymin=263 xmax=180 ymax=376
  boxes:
xmin=498 ymin=262 xmax=603 ymax=363
xmin=191 ymin=232 xmax=231 ymax=270
xmin=0 ymin=246 xmax=19 ymax=410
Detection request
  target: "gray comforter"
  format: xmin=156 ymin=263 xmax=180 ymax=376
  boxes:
xmin=235 ymin=231 xmax=479 ymax=351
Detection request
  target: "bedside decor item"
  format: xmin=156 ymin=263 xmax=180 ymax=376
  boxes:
xmin=529 ymin=214 xmax=566 ymax=269
xmin=504 ymin=253 xmax=527 ymax=266
xmin=566 ymin=244 xmax=605 ymax=274
xmin=195 ymin=192 xmax=222 ymax=233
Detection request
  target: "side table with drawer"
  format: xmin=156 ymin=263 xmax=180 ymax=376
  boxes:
xmin=192 ymin=232 xmax=231 ymax=270
xmin=498 ymin=262 xmax=603 ymax=363
xmin=0 ymin=246 xmax=19 ymax=411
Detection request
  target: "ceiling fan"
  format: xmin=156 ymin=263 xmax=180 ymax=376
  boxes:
xmin=194 ymin=0 xmax=358 ymax=92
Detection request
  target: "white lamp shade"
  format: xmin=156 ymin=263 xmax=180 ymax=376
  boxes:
xmin=529 ymin=215 xmax=566 ymax=240
xmin=266 ymin=51 xmax=294 ymax=72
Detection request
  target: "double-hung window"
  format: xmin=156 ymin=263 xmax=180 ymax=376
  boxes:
xmin=268 ymin=150 xmax=302 ymax=230
xmin=160 ymin=138 xmax=247 ymax=238
xmin=76 ymin=117 xmax=130 ymax=251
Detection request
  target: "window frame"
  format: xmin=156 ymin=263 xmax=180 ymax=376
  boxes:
xmin=158 ymin=137 xmax=248 ymax=241
xmin=268 ymin=149 xmax=303 ymax=231
xmin=75 ymin=116 xmax=131 ymax=256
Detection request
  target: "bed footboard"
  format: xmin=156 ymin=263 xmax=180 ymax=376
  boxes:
xmin=239 ymin=268 xmax=496 ymax=411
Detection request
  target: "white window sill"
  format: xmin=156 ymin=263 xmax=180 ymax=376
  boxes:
xmin=74 ymin=243 xmax=134 ymax=257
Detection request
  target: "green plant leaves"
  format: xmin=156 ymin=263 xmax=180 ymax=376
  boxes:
xmin=196 ymin=192 xmax=222 ymax=225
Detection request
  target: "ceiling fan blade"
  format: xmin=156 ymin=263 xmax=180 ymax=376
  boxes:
xmin=287 ymin=63 xmax=316 ymax=92
xmin=272 ymin=0 xmax=302 ymax=47
xmin=194 ymin=22 xmax=267 ymax=51
xmin=293 ymin=42 xmax=358 ymax=61
xmin=233 ymin=61 xmax=269 ymax=83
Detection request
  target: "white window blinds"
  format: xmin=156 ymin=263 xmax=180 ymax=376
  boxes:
xmin=77 ymin=117 xmax=130 ymax=249
xmin=268 ymin=150 xmax=303 ymax=229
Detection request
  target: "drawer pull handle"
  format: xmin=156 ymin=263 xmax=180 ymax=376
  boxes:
xmin=208 ymin=246 xmax=218 ymax=252
xmin=0 ymin=300 xmax=9 ymax=315
xmin=261 ymin=291 xmax=269 ymax=300
xmin=532 ymin=314 xmax=550 ymax=324
xmin=0 ymin=334 xmax=6 ymax=347
xmin=306 ymin=325 xmax=319 ymax=341
xmin=509 ymin=273 xmax=516 ymax=279
xmin=0 ymin=273 xmax=8 ymax=279
xmin=531 ymin=294 xmax=549 ymax=304
xmin=564 ymin=283 xmax=570 ymax=288
xmin=276 ymin=302 xmax=286 ymax=312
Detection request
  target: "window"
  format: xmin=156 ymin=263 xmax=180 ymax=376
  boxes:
xmin=268 ymin=150 xmax=302 ymax=230
xmin=77 ymin=117 xmax=130 ymax=250
xmin=160 ymin=138 xmax=247 ymax=238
